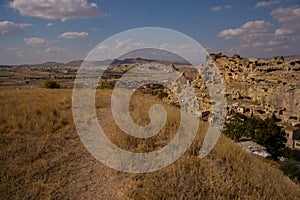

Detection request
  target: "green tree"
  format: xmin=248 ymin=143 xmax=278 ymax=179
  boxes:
xmin=224 ymin=112 xmax=286 ymax=158
xmin=251 ymin=117 xmax=286 ymax=158
xmin=244 ymin=116 xmax=260 ymax=138
xmin=283 ymin=148 xmax=300 ymax=162
xmin=280 ymin=159 xmax=300 ymax=183
xmin=44 ymin=80 xmax=61 ymax=89
xmin=223 ymin=112 xmax=247 ymax=141
xmin=97 ymin=81 xmax=114 ymax=89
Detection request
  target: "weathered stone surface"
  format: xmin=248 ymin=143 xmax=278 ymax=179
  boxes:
xmin=167 ymin=54 xmax=300 ymax=148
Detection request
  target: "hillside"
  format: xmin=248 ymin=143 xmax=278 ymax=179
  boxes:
xmin=1 ymin=88 xmax=300 ymax=199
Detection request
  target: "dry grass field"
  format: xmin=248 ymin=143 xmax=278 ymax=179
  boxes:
xmin=1 ymin=88 xmax=300 ymax=199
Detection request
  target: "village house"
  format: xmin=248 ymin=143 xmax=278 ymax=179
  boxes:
xmin=285 ymin=125 xmax=300 ymax=149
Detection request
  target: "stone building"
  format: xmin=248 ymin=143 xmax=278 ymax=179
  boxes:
xmin=285 ymin=125 xmax=300 ymax=149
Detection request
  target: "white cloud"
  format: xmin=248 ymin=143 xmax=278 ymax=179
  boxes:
xmin=45 ymin=46 xmax=66 ymax=53
xmin=8 ymin=47 xmax=27 ymax=57
xmin=217 ymin=20 xmax=293 ymax=55
xmin=158 ymin=43 xmax=200 ymax=54
xmin=89 ymin=38 xmax=145 ymax=60
xmin=9 ymin=0 xmax=105 ymax=21
xmin=275 ymin=28 xmax=294 ymax=35
xmin=59 ymin=31 xmax=88 ymax=39
xmin=255 ymin=1 xmax=280 ymax=8
xmin=114 ymin=38 xmax=140 ymax=49
xmin=264 ymin=47 xmax=274 ymax=52
xmin=47 ymin=22 xmax=54 ymax=27
xmin=24 ymin=37 xmax=48 ymax=46
xmin=271 ymin=6 xmax=300 ymax=37
xmin=218 ymin=28 xmax=243 ymax=40
xmin=217 ymin=4 xmax=300 ymax=56
xmin=252 ymin=40 xmax=283 ymax=47
xmin=218 ymin=20 xmax=273 ymax=40
xmin=0 ymin=20 xmax=31 ymax=36
xmin=211 ymin=5 xmax=232 ymax=11
xmin=264 ymin=44 xmax=288 ymax=52
xmin=271 ymin=6 xmax=300 ymax=23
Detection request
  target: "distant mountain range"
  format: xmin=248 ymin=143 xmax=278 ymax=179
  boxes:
xmin=0 ymin=60 xmax=81 ymax=68
xmin=284 ymin=54 xmax=300 ymax=61
xmin=1 ymin=54 xmax=299 ymax=68
xmin=258 ymin=54 xmax=300 ymax=61
xmin=0 ymin=57 xmax=190 ymax=68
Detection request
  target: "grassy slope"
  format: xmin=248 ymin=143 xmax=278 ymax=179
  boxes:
xmin=0 ymin=88 xmax=300 ymax=199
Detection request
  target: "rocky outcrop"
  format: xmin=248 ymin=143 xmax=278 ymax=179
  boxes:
xmin=167 ymin=53 xmax=300 ymax=148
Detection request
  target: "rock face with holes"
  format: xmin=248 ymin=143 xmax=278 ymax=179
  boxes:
xmin=211 ymin=53 xmax=300 ymax=124
xmin=167 ymin=53 xmax=300 ymax=148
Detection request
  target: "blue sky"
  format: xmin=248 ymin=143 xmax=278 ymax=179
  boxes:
xmin=0 ymin=0 xmax=299 ymax=64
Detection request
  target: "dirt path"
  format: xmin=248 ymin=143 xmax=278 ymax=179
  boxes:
xmin=67 ymin=103 xmax=132 ymax=200
xmin=66 ymin=159 xmax=131 ymax=200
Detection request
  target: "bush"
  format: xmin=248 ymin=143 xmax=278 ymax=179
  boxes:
xmin=280 ymin=159 xmax=300 ymax=183
xmin=97 ymin=81 xmax=114 ymax=89
xmin=283 ymin=148 xmax=300 ymax=162
xmin=157 ymin=91 xmax=169 ymax=99
xmin=223 ymin=112 xmax=247 ymax=141
xmin=44 ymin=80 xmax=61 ymax=89
xmin=223 ymin=112 xmax=286 ymax=158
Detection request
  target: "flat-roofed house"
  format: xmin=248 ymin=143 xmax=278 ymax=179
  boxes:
xmin=285 ymin=125 xmax=300 ymax=149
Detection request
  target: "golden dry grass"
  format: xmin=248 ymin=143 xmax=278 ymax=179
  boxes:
xmin=1 ymin=88 xmax=300 ymax=199
xmin=0 ymin=89 xmax=129 ymax=199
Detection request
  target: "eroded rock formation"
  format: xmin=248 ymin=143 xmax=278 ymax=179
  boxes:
xmin=167 ymin=53 xmax=300 ymax=148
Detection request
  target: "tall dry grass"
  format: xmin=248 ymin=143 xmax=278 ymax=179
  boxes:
xmin=0 ymin=89 xmax=78 ymax=199
xmin=96 ymin=89 xmax=181 ymax=153
xmin=1 ymin=88 xmax=300 ymax=199
xmin=127 ymin=134 xmax=300 ymax=199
